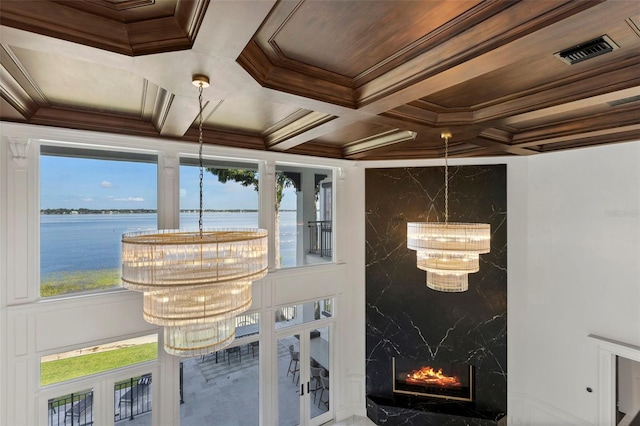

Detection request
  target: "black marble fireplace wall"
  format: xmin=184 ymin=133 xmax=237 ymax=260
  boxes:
xmin=365 ymin=165 xmax=507 ymax=415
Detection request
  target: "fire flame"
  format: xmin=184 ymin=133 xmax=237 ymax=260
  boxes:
xmin=405 ymin=366 xmax=461 ymax=387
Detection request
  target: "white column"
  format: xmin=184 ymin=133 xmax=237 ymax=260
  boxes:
xmin=5 ymin=137 xmax=38 ymax=305
xmin=259 ymin=160 xmax=277 ymax=271
xmin=156 ymin=151 xmax=181 ymax=425
xmin=2 ymin=136 xmax=38 ymax=425
xmin=299 ymin=170 xmax=316 ymax=266
xmin=333 ymin=167 xmax=345 ymax=264
xmin=157 ymin=151 xmax=180 ymax=230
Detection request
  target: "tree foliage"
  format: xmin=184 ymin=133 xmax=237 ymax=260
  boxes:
xmin=206 ymin=168 xmax=294 ymax=210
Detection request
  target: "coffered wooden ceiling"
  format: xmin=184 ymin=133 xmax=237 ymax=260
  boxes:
xmin=1 ymin=0 xmax=639 ymax=160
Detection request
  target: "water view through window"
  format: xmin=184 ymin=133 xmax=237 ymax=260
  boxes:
xmin=40 ymin=148 xmax=158 ymax=298
xmin=40 ymin=150 xmax=309 ymax=299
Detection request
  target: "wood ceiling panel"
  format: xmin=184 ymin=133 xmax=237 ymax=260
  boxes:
xmin=505 ymin=101 xmax=638 ymax=131
xmin=425 ymin=18 xmax=640 ymax=109
xmin=313 ymin=121 xmax=395 ymax=146
xmin=1 ymin=97 xmax=28 ymax=121
xmin=1 ymin=0 xmax=639 ymax=161
xmin=52 ymin=0 xmax=175 ymax=23
xmin=10 ymin=47 xmax=146 ymax=116
xmin=271 ymin=0 xmax=482 ymax=79
xmin=0 ymin=0 xmax=207 ymax=55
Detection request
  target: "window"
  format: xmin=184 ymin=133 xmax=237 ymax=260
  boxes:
xmin=275 ymin=298 xmax=335 ymax=330
xmin=48 ymin=388 xmax=93 ymax=426
xmin=114 ymin=373 xmax=153 ymax=424
xmin=180 ymin=315 xmax=260 ymax=425
xmin=179 ymin=158 xmax=259 ymax=228
xmin=40 ymin=335 xmax=158 ymax=386
xmin=40 ymin=146 xmax=157 ymax=298
xmin=275 ymin=165 xmax=334 ymax=268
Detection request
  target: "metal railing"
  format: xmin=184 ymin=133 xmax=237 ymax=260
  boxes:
xmin=308 ymin=220 xmax=332 ymax=257
xmin=114 ymin=375 xmax=152 ymax=422
xmin=48 ymin=389 xmax=93 ymax=426
xmin=275 ymin=305 xmax=297 ymax=322
xmin=47 ymin=373 xmax=166 ymax=425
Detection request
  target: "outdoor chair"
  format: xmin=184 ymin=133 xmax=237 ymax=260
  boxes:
xmin=309 ymin=366 xmax=323 ymax=402
xmin=64 ymin=392 xmax=93 ymax=424
xmin=249 ymin=341 xmax=259 ymax=358
xmin=225 ymin=346 xmax=242 ymax=365
xmin=287 ymin=345 xmax=300 ymax=384
xmin=318 ymin=369 xmax=329 ymax=408
xmin=118 ymin=374 xmax=152 ymax=419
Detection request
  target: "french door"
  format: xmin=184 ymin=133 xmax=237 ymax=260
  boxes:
xmin=277 ymin=325 xmax=332 ymax=426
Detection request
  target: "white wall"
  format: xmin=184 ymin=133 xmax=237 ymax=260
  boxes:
xmin=523 ymin=142 xmax=640 ymax=424
xmin=0 ymin=123 xmax=361 ymax=426
xmin=2 ymin=119 xmax=639 ymax=425
xmin=358 ymin=142 xmax=640 ymax=425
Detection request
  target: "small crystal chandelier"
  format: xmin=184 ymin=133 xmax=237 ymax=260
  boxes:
xmin=407 ymin=133 xmax=490 ymax=292
xmin=121 ymin=75 xmax=268 ymax=356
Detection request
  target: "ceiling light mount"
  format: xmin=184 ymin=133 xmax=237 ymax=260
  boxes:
xmin=192 ymin=74 xmax=210 ymax=88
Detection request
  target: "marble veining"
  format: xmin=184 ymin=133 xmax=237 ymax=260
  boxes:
xmin=365 ymin=165 xmax=507 ymax=424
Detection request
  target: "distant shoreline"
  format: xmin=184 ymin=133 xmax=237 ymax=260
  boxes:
xmin=41 ymin=208 xmax=295 ymax=215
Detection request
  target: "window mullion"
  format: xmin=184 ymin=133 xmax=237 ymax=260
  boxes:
xmin=157 ymin=152 xmax=180 ymax=230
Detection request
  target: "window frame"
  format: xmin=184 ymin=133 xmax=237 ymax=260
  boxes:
xmin=38 ymin=143 xmax=159 ymax=300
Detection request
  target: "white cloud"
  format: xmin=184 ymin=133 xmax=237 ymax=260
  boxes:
xmin=114 ymin=197 xmax=145 ymax=202
xmin=82 ymin=198 xmax=93 ymax=202
xmin=101 ymin=180 xmax=113 ymax=188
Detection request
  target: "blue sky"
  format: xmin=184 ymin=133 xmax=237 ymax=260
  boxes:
xmin=40 ymin=156 xmax=296 ymax=210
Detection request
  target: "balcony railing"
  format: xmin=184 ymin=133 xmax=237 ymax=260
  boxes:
xmin=47 ymin=373 xmax=176 ymax=425
xmin=48 ymin=389 xmax=93 ymax=426
xmin=308 ymin=220 xmax=332 ymax=258
xmin=114 ymin=375 xmax=152 ymax=422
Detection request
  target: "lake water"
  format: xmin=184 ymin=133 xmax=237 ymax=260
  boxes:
xmin=40 ymin=211 xmax=298 ymax=279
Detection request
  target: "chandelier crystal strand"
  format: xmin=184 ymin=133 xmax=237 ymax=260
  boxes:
xmin=122 ymin=74 xmax=268 ymax=356
xmin=444 ymin=134 xmax=448 ymax=224
xmin=198 ymin=82 xmax=204 ymax=235
xmin=406 ymin=132 xmax=490 ymax=292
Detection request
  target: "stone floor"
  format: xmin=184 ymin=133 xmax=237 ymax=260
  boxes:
xmin=179 ymin=340 xmax=329 ymax=426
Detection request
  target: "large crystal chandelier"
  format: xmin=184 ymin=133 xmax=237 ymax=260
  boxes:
xmin=407 ymin=133 xmax=490 ymax=292
xmin=122 ymin=75 xmax=268 ymax=356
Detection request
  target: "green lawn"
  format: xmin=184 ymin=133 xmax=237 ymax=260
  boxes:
xmin=40 ymin=268 xmax=121 ymax=297
xmin=41 ymin=342 xmax=158 ymax=386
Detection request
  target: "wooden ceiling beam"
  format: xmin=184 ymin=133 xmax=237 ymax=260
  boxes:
xmin=264 ymin=111 xmax=335 ymax=149
xmin=342 ymin=130 xmax=417 ymax=158
xmin=513 ymin=124 xmax=640 ymax=149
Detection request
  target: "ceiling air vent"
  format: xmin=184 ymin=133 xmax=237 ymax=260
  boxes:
xmin=554 ymin=35 xmax=618 ymax=65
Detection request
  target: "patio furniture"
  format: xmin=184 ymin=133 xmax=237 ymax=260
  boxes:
xmin=64 ymin=392 xmax=93 ymax=424
xmin=318 ymin=369 xmax=329 ymax=408
xmin=309 ymin=366 xmax=323 ymax=402
xmin=249 ymin=341 xmax=259 ymax=358
xmin=225 ymin=346 xmax=242 ymax=365
xmin=287 ymin=345 xmax=300 ymax=384
xmin=118 ymin=375 xmax=152 ymax=420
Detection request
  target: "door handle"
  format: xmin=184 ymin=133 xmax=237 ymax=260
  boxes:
xmin=300 ymin=383 xmax=304 ymax=396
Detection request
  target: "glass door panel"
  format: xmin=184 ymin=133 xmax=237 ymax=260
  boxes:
xmin=278 ymin=334 xmax=301 ymax=426
xmin=309 ymin=326 xmax=330 ymax=422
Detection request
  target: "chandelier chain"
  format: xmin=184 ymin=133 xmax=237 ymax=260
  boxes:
xmin=198 ymin=83 xmax=204 ymax=235
xmin=444 ymin=135 xmax=449 ymax=224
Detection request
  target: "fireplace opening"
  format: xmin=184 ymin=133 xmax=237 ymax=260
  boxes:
xmin=392 ymin=357 xmax=474 ymax=402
